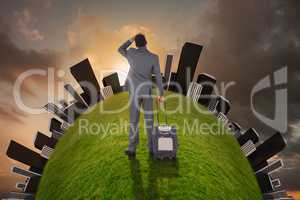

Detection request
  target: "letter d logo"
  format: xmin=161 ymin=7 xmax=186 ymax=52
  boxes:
xmin=250 ymin=67 xmax=288 ymax=132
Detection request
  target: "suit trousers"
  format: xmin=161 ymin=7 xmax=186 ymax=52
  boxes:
xmin=128 ymin=91 xmax=154 ymax=152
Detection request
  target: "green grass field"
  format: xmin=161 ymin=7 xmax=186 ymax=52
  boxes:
xmin=36 ymin=92 xmax=262 ymax=200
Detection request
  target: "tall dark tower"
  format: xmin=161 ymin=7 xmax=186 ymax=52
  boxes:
xmin=237 ymin=128 xmax=259 ymax=146
xmin=248 ymin=132 xmax=286 ymax=169
xmin=6 ymin=140 xmax=47 ymax=172
xmin=208 ymin=95 xmax=231 ymax=115
xmin=197 ymin=73 xmax=216 ymax=106
xmin=168 ymin=72 xmax=178 ymax=92
xmin=227 ymin=121 xmax=242 ymax=138
xmin=176 ymin=42 xmax=203 ymax=95
xmin=164 ymin=54 xmax=173 ymax=85
xmin=102 ymin=72 xmax=122 ymax=94
xmin=64 ymin=84 xmax=88 ymax=107
xmin=34 ymin=132 xmax=57 ymax=150
xmin=70 ymin=59 xmax=102 ymax=106
xmin=255 ymin=172 xmax=273 ymax=193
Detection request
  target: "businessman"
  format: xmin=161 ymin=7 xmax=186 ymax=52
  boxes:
xmin=118 ymin=33 xmax=164 ymax=157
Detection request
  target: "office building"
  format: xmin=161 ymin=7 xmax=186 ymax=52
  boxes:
xmin=102 ymin=72 xmax=122 ymax=94
xmin=216 ymin=112 xmax=229 ymax=124
xmin=11 ymin=166 xmax=41 ymax=179
xmin=187 ymin=82 xmax=202 ymax=102
xmin=64 ymin=84 xmax=88 ymax=108
xmin=6 ymin=140 xmax=47 ymax=171
xmin=63 ymin=101 xmax=88 ymax=124
xmin=241 ymin=140 xmax=256 ymax=157
xmin=43 ymin=103 xmax=69 ymax=122
xmin=49 ymin=118 xmax=64 ymax=139
xmin=227 ymin=121 xmax=242 ymax=138
xmin=237 ymin=128 xmax=259 ymax=146
xmin=34 ymin=131 xmax=57 ymax=150
xmin=164 ymin=54 xmax=173 ymax=85
xmin=70 ymin=59 xmax=102 ymax=106
xmin=197 ymin=73 xmax=216 ymax=106
xmin=102 ymin=86 xmax=114 ymax=99
xmin=255 ymin=159 xmax=283 ymax=174
xmin=248 ymin=132 xmax=286 ymax=170
xmin=168 ymin=72 xmax=179 ymax=92
xmin=208 ymin=95 xmax=230 ymax=115
xmin=176 ymin=42 xmax=203 ymax=95
xmin=41 ymin=146 xmax=54 ymax=160
xmin=256 ymin=171 xmax=273 ymax=193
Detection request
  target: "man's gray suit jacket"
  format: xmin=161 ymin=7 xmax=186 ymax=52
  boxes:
xmin=118 ymin=40 xmax=164 ymax=97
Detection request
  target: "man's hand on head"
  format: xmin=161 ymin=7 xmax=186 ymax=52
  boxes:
xmin=130 ymin=33 xmax=142 ymax=42
xmin=129 ymin=35 xmax=136 ymax=42
xmin=157 ymin=96 xmax=165 ymax=103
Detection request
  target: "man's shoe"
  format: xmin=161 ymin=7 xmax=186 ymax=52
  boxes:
xmin=124 ymin=150 xmax=136 ymax=157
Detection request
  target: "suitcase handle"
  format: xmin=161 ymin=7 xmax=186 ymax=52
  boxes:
xmin=155 ymin=99 xmax=168 ymax=125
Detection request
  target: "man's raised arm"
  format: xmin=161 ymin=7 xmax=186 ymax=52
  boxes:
xmin=118 ymin=38 xmax=134 ymax=57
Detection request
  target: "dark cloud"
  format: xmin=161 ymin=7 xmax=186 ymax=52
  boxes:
xmin=191 ymin=0 xmax=300 ymax=191
xmin=0 ymin=17 xmax=63 ymax=93
xmin=0 ymin=16 xmax=64 ymax=123
xmin=193 ymin=0 xmax=300 ymax=143
xmin=0 ymin=15 xmax=65 ymax=193
xmin=275 ymin=155 xmax=300 ymax=191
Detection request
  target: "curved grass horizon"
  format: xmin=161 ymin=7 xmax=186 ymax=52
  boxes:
xmin=37 ymin=92 xmax=262 ymax=200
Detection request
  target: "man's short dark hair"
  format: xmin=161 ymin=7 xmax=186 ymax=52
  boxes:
xmin=135 ymin=34 xmax=147 ymax=47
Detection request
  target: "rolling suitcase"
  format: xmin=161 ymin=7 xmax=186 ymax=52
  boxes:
xmin=152 ymin=102 xmax=178 ymax=160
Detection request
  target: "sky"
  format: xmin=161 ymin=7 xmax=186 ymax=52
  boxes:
xmin=0 ymin=0 xmax=299 ymax=198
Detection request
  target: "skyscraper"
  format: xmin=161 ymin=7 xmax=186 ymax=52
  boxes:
xmin=216 ymin=96 xmax=231 ymax=115
xmin=49 ymin=118 xmax=64 ymax=139
xmin=186 ymin=82 xmax=202 ymax=102
xmin=176 ymin=42 xmax=203 ymax=95
xmin=64 ymin=84 xmax=88 ymax=108
xmin=168 ymin=72 xmax=178 ymax=92
xmin=102 ymin=86 xmax=114 ymax=99
xmin=63 ymin=101 xmax=87 ymax=124
xmin=70 ymin=59 xmax=102 ymax=106
xmin=164 ymin=54 xmax=173 ymax=85
xmin=102 ymin=72 xmax=122 ymax=94
xmin=237 ymin=128 xmax=259 ymax=146
xmin=34 ymin=132 xmax=57 ymax=150
xmin=197 ymin=73 xmax=217 ymax=106
xmin=208 ymin=95 xmax=231 ymax=115
xmin=256 ymin=171 xmax=273 ymax=193
xmin=248 ymin=132 xmax=286 ymax=169
xmin=227 ymin=121 xmax=242 ymax=138
xmin=6 ymin=140 xmax=47 ymax=172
